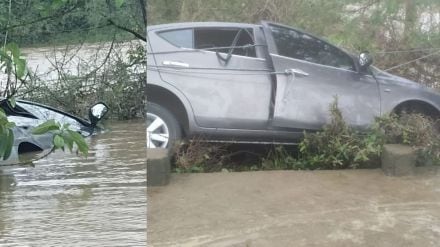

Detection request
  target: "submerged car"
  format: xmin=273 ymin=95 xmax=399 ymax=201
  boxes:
xmin=146 ymin=21 xmax=440 ymax=148
xmin=0 ymin=99 xmax=109 ymax=165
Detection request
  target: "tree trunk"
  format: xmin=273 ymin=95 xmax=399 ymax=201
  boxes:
xmin=403 ymin=0 xmax=417 ymax=43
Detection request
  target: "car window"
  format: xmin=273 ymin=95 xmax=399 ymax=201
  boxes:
xmin=269 ymin=25 xmax=355 ymax=71
xmin=158 ymin=28 xmax=256 ymax=57
xmin=157 ymin=29 xmax=193 ymax=48
xmin=194 ymin=28 xmax=256 ymax=57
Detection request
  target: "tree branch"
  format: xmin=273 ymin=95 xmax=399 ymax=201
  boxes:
xmin=138 ymin=0 xmax=147 ymax=28
xmin=107 ymin=19 xmax=146 ymax=41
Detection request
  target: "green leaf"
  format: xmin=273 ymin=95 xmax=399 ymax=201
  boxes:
xmin=50 ymin=0 xmax=66 ymax=10
xmin=62 ymin=123 xmax=70 ymax=130
xmin=0 ymin=109 xmax=6 ymax=119
xmin=2 ymin=129 xmax=14 ymax=160
xmin=62 ymin=132 xmax=74 ymax=152
xmin=0 ymin=132 xmax=6 ymax=158
xmin=67 ymin=130 xmax=88 ymax=156
xmin=32 ymin=120 xmax=60 ymax=135
xmin=14 ymin=58 xmax=26 ymax=78
xmin=5 ymin=121 xmax=15 ymax=129
xmin=115 ymin=0 xmax=124 ymax=8
xmin=6 ymin=43 xmax=20 ymax=59
xmin=8 ymin=97 xmax=16 ymax=108
xmin=53 ymin=134 xmax=65 ymax=149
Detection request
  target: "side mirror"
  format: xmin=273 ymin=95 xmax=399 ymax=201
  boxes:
xmin=89 ymin=102 xmax=109 ymax=127
xmin=358 ymin=52 xmax=373 ymax=71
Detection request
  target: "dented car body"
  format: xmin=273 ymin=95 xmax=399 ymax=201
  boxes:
xmin=146 ymin=21 xmax=440 ymax=148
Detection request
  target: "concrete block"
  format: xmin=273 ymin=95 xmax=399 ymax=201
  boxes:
xmin=147 ymin=148 xmax=171 ymax=186
xmin=381 ymin=144 xmax=417 ymax=176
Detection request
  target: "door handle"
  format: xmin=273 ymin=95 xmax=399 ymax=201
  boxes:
xmin=285 ymin=68 xmax=309 ymax=77
xmin=162 ymin=60 xmax=189 ymax=68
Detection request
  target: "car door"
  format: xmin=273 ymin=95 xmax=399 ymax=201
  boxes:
xmin=149 ymin=25 xmax=273 ymax=130
xmin=262 ymin=22 xmax=381 ymax=130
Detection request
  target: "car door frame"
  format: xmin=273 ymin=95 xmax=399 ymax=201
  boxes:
xmin=261 ymin=21 xmax=381 ymax=130
xmin=151 ymin=24 xmax=274 ymax=130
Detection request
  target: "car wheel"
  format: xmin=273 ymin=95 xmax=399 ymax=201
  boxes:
xmin=146 ymin=103 xmax=181 ymax=149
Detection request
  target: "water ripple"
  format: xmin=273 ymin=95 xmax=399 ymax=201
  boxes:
xmin=0 ymin=120 xmax=146 ymax=246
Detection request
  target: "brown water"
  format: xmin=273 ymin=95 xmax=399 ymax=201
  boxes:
xmin=0 ymin=121 xmax=146 ymax=246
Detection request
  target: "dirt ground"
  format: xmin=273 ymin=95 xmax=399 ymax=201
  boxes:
xmin=147 ymin=169 xmax=440 ymax=246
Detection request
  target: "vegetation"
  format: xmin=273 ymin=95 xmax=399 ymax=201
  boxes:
xmin=0 ymin=42 xmax=90 ymax=159
xmin=0 ymin=0 xmax=146 ymax=47
xmin=174 ymin=139 xmax=229 ymax=173
xmin=0 ymin=0 xmax=146 ymax=160
xmin=0 ymin=0 xmax=146 ymax=120
xmin=375 ymin=112 xmax=440 ymax=166
xmin=284 ymin=99 xmax=383 ymax=170
xmin=19 ymin=42 xmax=146 ymax=119
xmin=173 ymin=141 xmax=268 ymax=173
xmin=173 ymin=100 xmax=440 ymax=172
xmin=32 ymin=119 xmax=89 ymax=156
xmin=0 ymin=107 xmax=14 ymax=160
xmin=0 ymin=42 xmax=26 ymax=160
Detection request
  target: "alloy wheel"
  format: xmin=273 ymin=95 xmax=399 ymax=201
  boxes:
xmin=146 ymin=112 xmax=170 ymax=148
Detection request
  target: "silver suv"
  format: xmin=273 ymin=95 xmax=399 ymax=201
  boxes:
xmin=146 ymin=21 xmax=440 ymax=148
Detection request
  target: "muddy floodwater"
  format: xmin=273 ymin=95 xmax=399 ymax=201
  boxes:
xmin=0 ymin=120 xmax=146 ymax=246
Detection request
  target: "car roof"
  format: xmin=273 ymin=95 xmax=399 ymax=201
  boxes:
xmin=147 ymin=22 xmax=260 ymax=31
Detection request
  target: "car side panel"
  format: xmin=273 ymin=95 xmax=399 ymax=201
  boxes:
xmin=148 ymin=26 xmax=273 ymax=130
xmin=375 ymin=74 xmax=440 ymax=114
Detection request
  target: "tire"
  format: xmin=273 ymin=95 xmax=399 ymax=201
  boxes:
xmin=146 ymin=102 xmax=181 ymax=149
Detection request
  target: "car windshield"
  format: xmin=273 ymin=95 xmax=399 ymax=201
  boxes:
xmin=17 ymin=102 xmax=82 ymax=131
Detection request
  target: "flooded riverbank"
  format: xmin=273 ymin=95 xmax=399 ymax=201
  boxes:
xmin=0 ymin=120 xmax=146 ymax=246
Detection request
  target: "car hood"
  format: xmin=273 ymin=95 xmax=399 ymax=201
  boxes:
xmin=373 ymin=68 xmax=422 ymax=88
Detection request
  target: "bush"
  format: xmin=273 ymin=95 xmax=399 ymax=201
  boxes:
xmin=374 ymin=113 xmax=440 ymax=166
xmin=172 ymin=99 xmax=440 ymax=172
xmin=291 ymin=101 xmax=440 ymax=170
xmin=19 ymin=42 xmax=146 ymax=120
xmin=173 ymin=138 xmax=229 ymax=173
xmin=292 ymin=99 xmax=382 ymax=170
xmin=261 ymin=146 xmax=297 ymax=170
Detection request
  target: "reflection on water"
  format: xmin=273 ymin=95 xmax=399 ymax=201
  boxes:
xmin=0 ymin=120 xmax=146 ymax=246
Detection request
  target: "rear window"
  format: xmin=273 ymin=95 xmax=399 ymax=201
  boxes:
xmin=158 ymin=28 xmax=256 ymax=57
xmin=158 ymin=29 xmax=193 ymax=48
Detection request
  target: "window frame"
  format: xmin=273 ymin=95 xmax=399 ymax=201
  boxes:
xmin=157 ymin=28 xmax=195 ymax=49
xmin=265 ymin=23 xmax=357 ymax=72
xmin=156 ymin=26 xmax=261 ymax=59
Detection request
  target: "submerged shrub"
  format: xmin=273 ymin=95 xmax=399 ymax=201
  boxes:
xmin=293 ymin=100 xmax=440 ymax=170
xmin=173 ymin=138 xmax=229 ymax=173
xmin=261 ymin=146 xmax=297 ymax=170
xmin=172 ymin=99 xmax=440 ymax=172
xmin=19 ymin=42 xmax=146 ymax=120
xmin=293 ymin=99 xmax=382 ymax=170
xmin=373 ymin=113 xmax=440 ymax=166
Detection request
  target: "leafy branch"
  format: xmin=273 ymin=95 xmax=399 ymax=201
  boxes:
xmin=0 ymin=107 xmax=15 ymax=160
xmin=32 ymin=120 xmax=89 ymax=156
